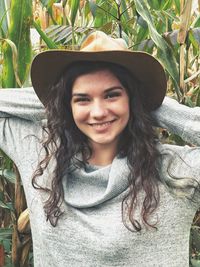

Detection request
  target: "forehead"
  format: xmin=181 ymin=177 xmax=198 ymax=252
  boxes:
xmin=72 ymin=69 xmax=123 ymax=93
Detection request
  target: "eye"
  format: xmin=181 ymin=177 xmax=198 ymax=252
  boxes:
xmin=105 ymin=91 xmax=121 ymax=99
xmin=73 ymin=97 xmax=90 ymax=103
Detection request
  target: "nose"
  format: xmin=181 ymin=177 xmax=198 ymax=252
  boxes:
xmin=90 ymin=101 xmax=108 ymax=119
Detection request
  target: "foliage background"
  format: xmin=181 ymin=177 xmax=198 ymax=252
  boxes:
xmin=0 ymin=0 xmax=200 ymax=266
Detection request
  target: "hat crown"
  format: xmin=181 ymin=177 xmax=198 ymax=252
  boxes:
xmin=80 ymin=31 xmax=128 ymax=52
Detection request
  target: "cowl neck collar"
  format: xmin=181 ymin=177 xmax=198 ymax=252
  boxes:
xmin=62 ymin=156 xmax=130 ymax=208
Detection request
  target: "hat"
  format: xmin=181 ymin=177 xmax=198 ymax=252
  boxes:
xmin=31 ymin=31 xmax=167 ymax=110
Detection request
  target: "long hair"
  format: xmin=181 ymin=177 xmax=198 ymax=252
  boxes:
xmin=32 ymin=61 xmax=162 ymax=230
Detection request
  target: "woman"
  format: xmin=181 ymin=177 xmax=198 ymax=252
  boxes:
xmin=1 ymin=31 xmax=200 ymax=267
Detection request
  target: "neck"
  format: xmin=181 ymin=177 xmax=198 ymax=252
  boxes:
xmin=88 ymin=142 xmax=118 ymax=166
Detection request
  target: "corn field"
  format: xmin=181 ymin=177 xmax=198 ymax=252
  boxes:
xmin=0 ymin=0 xmax=200 ymax=266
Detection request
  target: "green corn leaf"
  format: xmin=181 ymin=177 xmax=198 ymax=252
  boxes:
xmin=184 ymin=95 xmax=195 ymax=107
xmin=137 ymin=15 xmax=148 ymax=28
xmin=0 ymin=200 xmax=14 ymax=211
xmin=147 ymin=0 xmax=167 ymax=10
xmin=1 ymin=39 xmax=15 ymax=87
xmin=0 ymin=150 xmax=13 ymax=170
xmin=135 ymin=27 xmax=200 ymax=54
xmin=161 ymin=9 xmax=179 ymax=26
xmin=4 ymin=259 xmax=14 ymax=267
xmin=188 ymin=30 xmax=199 ymax=51
xmin=94 ymin=13 xmax=104 ymax=28
xmin=93 ymin=1 xmax=118 ymax=29
xmin=70 ymin=0 xmax=80 ymax=27
xmin=0 ymin=169 xmax=16 ymax=184
xmin=136 ymin=26 xmax=149 ymax=45
xmin=194 ymin=15 xmax=200 ymax=28
xmin=121 ymin=17 xmax=135 ymax=35
xmin=39 ymin=0 xmax=58 ymax=24
xmin=191 ymin=259 xmax=200 ymax=267
xmin=2 ymin=0 xmax=33 ymax=87
xmin=134 ymin=0 xmax=181 ymax=100
xmin=84 ymin=1 xmax=91 ymax=18
xmin=0 ymin=0 xmax=8 ymax=38
xmin=121 ymin=0 xmax=130 ymax=21
xmin=1 ymin=38 xmax=22 ymax=88
xmin=9 ymin=0 xmax=32 ymax=86
xmin=169 ymin=134 xmax=185 ymax=146
xmin=33 ymin=21 xmax=57 ymax=49
xmin=196 ymin=88 xmax=200 ymax=107
xmin=0 ymin=228 xmax=12 ymax=242
xmin=147 ymin=0 xmax=161 ymax=10
xmin=88 ymin=0 xmax=97 ymax=18
xmin=173 ymin=0 xmax=180 ymax=15
xmin=163 ymin=0 xmax=173 ymax=11
xmin=2 ymin=239 xmax=11 ymax=253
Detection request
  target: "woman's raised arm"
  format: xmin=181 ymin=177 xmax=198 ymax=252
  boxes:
xmin=0 ymin=88 xmax=45 ymax=164
xmin=0 ymin=87 xmax=45 ymax=121
xmin=151 ymin=96 xmax=200 ymax=146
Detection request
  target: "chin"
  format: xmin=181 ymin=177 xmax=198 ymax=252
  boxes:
xmin=91 ymin=136 xmax=118 ymax=146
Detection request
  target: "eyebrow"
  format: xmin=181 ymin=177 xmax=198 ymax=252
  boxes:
xmin=72 ymin=86 xmax=124 ymax=97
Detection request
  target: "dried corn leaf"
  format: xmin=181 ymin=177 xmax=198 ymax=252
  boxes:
xmin=178 ymin=0 xmax=193 ymax=44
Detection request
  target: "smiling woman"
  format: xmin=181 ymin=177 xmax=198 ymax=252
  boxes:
xmin=1 ymin=31 xmax=200 ymax=267
xmin=32 ymin=58 xmax=160 ymax=232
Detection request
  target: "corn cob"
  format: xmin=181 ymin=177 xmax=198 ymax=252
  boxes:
xmin=17 ymin=209 xmax=30 ymax=234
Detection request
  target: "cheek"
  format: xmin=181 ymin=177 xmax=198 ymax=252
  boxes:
xmin=124 ymin=107 xmax=130 ymax=125
xmin=71 ymin=105 xmax=88 ymax=124
xmin=121 ymin=103 xmax=130 ymax=128
xmin=120 ymin=98 xmax=130 ymax=120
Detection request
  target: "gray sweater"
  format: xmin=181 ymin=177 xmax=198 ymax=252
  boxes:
xmin=1 ymin=87 xmax=200 ymax=267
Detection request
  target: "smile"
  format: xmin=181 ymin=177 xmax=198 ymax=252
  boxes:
xmin=88 ymin=120 xmax=117 ymax=131
xmin=89 ymin=120 xmax=116 ymax=127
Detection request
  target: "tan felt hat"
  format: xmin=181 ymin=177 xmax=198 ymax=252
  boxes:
xmin=31 ymin=31 xmax=167 ymax=110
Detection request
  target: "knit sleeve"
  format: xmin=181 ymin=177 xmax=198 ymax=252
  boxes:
xmin=0 ymin=87 xmax=46 ymax=121
xmin=151 ymin=97 xmax=200 ymax=146
xmin=0 ymin=88 xmax=44 ymax=165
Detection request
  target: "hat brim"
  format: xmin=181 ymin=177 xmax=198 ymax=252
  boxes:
xmin=31 ymin=50 xmax=167 ymax=111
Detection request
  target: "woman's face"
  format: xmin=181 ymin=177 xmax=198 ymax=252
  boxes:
xmin=71 ymin=69 xmax=130 ymax=151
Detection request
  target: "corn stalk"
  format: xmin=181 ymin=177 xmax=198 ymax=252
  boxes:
xmin=0 ymin=153 xmax=31 ymax=267
xmin=2 ymin=0 xmax=32 ymax=88
xmin=178 ymin=0 xmax=193 ymax=95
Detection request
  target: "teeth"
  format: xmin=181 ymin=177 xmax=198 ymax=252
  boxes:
xmin=91 ymin=121 xmax=112 ymax=127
